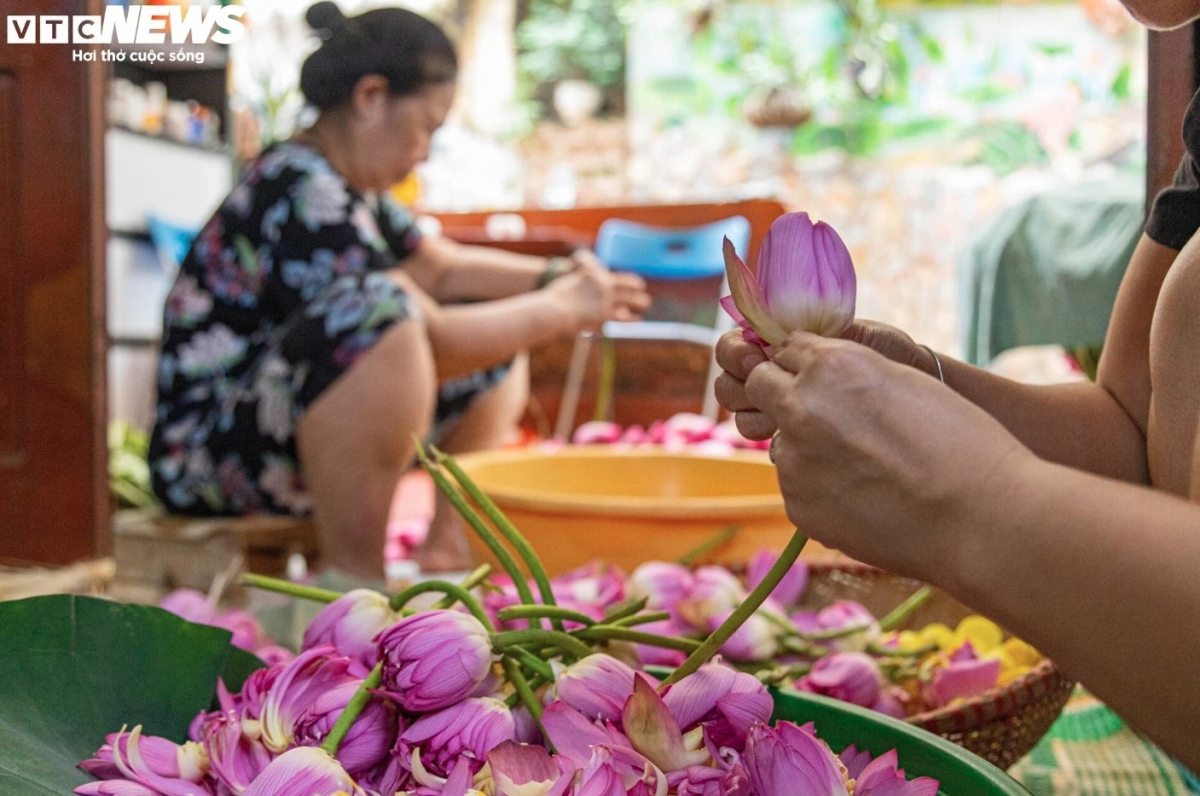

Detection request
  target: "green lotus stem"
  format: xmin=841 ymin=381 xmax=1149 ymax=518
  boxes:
xmin=799 ymin=622 xmax=873 ymax=642
xmin=780 ymin=636 xmax=828 ymax=658
xmin=505 ymin=673 xmax=549 ymax=708
xmin=506 ymin=646 xmax=556 ymax=680
xmin=491 ymin=629 xmax=594 ymax=660
xmin=498 ymin=605 xmax=596 ymax=626
xmin=413 ymin=442 xmax=539 ymax=621
xmin=434 ymin=447 xmax=563 ymax=631
xmin=240 ymin=573 xmax=343 ymax=604
xmin=319 ymin=662 xmax=382 ymax=755
xmin=434 ymin=563 xmax=493 ymax=610
xmin=502 ymin=657 xmax=546 ymax=727
xmin=760 ymin=608 xmax=804 ymax=636
xmin=868 ymin=641 xmax=939 ymax=658
xmin=574 ymin=626 xmax=702 ymax=652
xmin=613 ymin=611 xmax=672 ymax=627
xmin=879 ymin=585 xmax=935 ymax=632
xmin=676 ymin=524 xmax=740 ymax=566
xmin=662 ymin=530 xmax=808 ymax=688
xmin=389 ymin=581 xmax=495 ymax=632
xmin=603 ymin=596 xmax=649 ymax=623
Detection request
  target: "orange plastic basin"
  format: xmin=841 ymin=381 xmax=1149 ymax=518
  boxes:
xmin=452 ymin=447 xmax=801 ymax=575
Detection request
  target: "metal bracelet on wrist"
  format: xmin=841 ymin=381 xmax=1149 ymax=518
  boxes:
xmin=919 ymin=344 xmax=946 ymax=385
xmin=536 ymin=256 xmax=573 ymax=289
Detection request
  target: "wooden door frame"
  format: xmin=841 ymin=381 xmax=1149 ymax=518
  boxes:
xmin=0 ymin=0 xmax=109 ymax=565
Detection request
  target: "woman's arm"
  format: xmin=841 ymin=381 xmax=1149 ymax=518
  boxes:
xmin=929 ymin=233 xmax=1177 ymax=483
xmin=950 ymin=456 xmax=1200 ymax=772
xmin=730 ymin=332 xmax=1200 ymax=770
xmin=390 ymin=262 xmax=649 ymax=380
xmin=403 ymin=235 xmax=565 ymax=302
xmin=724 ymin=234 xmax=1179 ymax=483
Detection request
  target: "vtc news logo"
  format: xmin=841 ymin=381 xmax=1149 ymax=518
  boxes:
xmin=6 ymin=5 xmax=246 ymax=45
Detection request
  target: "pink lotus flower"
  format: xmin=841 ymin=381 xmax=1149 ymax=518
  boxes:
xmin=377 ymin=609 xmax=496 ymax=712
xmin=558 ymin=654 xmax=651 ymax=723
xmin=552 ymin=561 xmax=627 ymax=611
xmin=741 ymin=721 xmax=847 ymax=795
xmin=541 ymin=701 xmax=632 ymax=769
xmin=76 ymin=726 xmax=211 ymax=796
xmin=293 ymin=681 xmax=399 ymax=777
xmin=256 ymin=646 xmax=363 ymax=754
xmin=662 ymin=413 xmax=718 ymax=445
xmin=573 ymin=421 xmax=623 ymax=445
xmin=795 ymin=652 xmax=882 ymax=708
xmin=573 ymin=747 xmax=634 ymax=796
xmin=239 ymin=746 xmax=365 ymax=796
xmin=486 ymin=741 xmax=573 ymax=796
xmin=394 ymin=697 xmax=517 ymax=782
xmin=628 ymin=562 xmax=694 ymax=611
xmin=661 ymin=662 xmax=773 ymax=754
xmin=721 ymin=212 xmax=856 ymax=347
xmin=746 ymin=550 xmax=809 ymax=608
xmin=196 ymin=710 xmax=274 ymax=794
xmin=303 ymin=588 xmax=399 ymax=668
xmin=793 ymin=600 xmax=880 ymax=652
xmin=158 ymin=589 xmax=217 ymax=625
xmin=710 ymin=609 xmax=780 ymax=662
xmin=622 ymin=675 xmax=710 ymax=773
xmin=927 ymin=642 xmax=1001 ymax=708
xmin=676 ymin=567 xmax=745 ymax=632
xmin=630 ymin=618 xmax=691 ymax=668
xmin=853 ymin=749 xmax=940 ymax=796
xmin=218 ymin=609 xmax=270 ymax=653
xmin=838 ymin=744 xmax=939 ymax=796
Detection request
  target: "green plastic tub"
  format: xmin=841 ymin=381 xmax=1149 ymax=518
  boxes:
xmin=771 ymin=686 xmax=1033 ymax=795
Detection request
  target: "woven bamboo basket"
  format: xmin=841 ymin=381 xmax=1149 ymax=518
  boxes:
xmin=0 ymin=558 xmax=116 ymax=602
xmin=799 ymin=560 xmax=1075 ymax=769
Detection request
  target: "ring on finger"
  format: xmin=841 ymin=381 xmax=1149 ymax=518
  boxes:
xmin=768 ymin=431 xmax=782 ymax=465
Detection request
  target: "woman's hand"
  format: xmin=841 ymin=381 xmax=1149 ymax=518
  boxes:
xmin=740 ymin=332 xmax=1033 ymax=580
xmin=714 ymin=320 xmax=941 ymax=440
xmin=550 ymin=261 xmax=651 ymax=331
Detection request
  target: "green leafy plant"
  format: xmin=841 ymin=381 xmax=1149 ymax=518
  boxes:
xmin=109 ymin=420 xmax=156 ymax=509
xmin=517 ymin=0 xmax=629 ymax=111
xmin=0 ymin=595 xmax=259 ymax=795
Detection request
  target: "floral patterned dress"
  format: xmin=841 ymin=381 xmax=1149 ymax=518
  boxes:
xmin=149 ymin=142 xmax=509 ymax=516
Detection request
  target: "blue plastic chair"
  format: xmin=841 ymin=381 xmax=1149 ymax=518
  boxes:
xmin=555 ymin=216 xmax=752 ymax=437
xmin=147 ymin=215 xmax=200 ymax=274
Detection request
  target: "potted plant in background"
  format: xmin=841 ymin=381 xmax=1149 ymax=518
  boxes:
xmin=517 ymin=0 xmax=629 ymax=126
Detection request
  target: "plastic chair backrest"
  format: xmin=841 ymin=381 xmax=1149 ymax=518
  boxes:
xmin=594 ymin=216 xmax=751 ymax=280
xmin=147 ymin=214 xmax=200 ymax=274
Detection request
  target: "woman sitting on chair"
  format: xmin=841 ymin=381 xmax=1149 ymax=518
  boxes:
xmin=149 ymin=2 xmax=649 ymax=580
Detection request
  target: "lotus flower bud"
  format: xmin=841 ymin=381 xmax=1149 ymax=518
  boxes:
xmin=628 ymin=562 xmax=695 ymax=610
xmin=240 ymin=746 xmax=365 ymax=796
xmin=745 ymin=550 xmax=809 ymax=608
xmin=557 ymin=653 xmax=649 ymax=723
xmin=795 ymin=652 xmax=882 ymax=708
xmin=394 ymin=697 xmax=517 ymax=782
xmin=711 ymin=610 xmax=780 ymax=662
xmin=303 ymin=588 xmax=399 ymax=667
xmin=377 ymin=609 xmax=496 ymax=712
xmin=721 ymin=212 xmax=856 ymax=347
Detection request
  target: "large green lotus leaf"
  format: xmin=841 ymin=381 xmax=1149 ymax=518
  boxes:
xmin=0 ymin=594 xmax=262 ymax=795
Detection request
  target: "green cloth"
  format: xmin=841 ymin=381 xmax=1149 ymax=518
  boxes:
xmin=958 ymin=174 xmax=1144 ymax=366
xmin=1009 ymin=688 xmax=1199 ymax=795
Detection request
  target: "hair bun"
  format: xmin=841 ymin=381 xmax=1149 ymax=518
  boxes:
xmin=306 ymin=2 xmax=346 ymax=37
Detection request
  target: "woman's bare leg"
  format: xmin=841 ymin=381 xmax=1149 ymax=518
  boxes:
xmin=416 ymin=353 xmax=530 ymax=571
xmin=297 ymin=319 xmax=436 ymax=581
